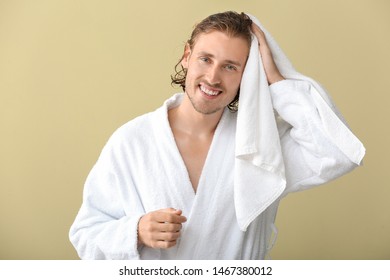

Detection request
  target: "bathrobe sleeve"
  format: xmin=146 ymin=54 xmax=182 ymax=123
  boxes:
xmin=270 ymin=79 xmax=359 ymax=194
xmin=69 ymin=132 xmax=144 ymax=260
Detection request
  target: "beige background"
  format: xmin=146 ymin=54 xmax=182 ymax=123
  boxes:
xmin=0 ymin=0 xmax=389 ymax=259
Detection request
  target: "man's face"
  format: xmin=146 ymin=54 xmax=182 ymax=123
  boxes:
xmin=181 ymin=31 xmax=249 ymax=115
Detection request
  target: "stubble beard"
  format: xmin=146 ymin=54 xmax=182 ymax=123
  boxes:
xmin=185 ymin=90 xmax=225 ymax=115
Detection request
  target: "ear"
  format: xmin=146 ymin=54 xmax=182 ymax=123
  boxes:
xmin=181 ymin=43 xmax=191 ymax=69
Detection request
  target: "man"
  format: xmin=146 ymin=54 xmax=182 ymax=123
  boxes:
xmin=69 ymin=11 xmax=363 ymax=259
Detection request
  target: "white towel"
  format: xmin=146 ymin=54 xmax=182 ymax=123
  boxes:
xmin=234 ymin=14 xmax=365 ymax=231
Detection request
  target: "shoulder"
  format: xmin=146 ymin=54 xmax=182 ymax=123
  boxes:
xmin=104 ymin=93 xmax=179 ymax=151
xmin=107 ymin=110 xmax=158 ymax=149
xmin=94 ymin=110 xmax=160 ymax=167
xmin=112 ymin=93 xmax=183 ymax=141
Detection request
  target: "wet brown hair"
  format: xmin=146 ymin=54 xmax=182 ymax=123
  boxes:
xmin=171 ymin=11 xmax=253 ymax=112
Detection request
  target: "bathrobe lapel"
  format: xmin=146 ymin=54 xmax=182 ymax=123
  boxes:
xmin=173 ymin=108 xmax=236 ymax=258
xmin=152 ymin=100 xmax=196 ymax=216
xmin=151 ymin=94 xmax=236 ymax=258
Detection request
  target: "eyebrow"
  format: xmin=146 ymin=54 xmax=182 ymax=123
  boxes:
xmin=197 ymin=51 xmax=243 ymax=67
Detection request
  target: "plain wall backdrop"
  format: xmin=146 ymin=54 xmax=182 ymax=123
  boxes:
xmin=0 ymin=0 xmax=389 ymax=259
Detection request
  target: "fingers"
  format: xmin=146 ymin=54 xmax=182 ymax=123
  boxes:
xmin=251 ymin=22 xmax=269 ymax=52
xmin=147 ymin=220 xmax=183 ymax=232
xmin=251 ymin=23 xmax=266 ymax=45
xmin=160 ymin=222 xmax=183 ymax=232
xmin=153 ymin=240 xmax=178 ymax=249
xmin=161 ymin=207 xmax=182 ymax=215
xmin=155 ymin=231 xmax=181 ymax=242
xmin=154 ymin=208 xmax=187 ymax=224
xmin=250 ymin=22 xmax=284 ymax=85
xmin=138 ymin=208 xmax=187 ymax=249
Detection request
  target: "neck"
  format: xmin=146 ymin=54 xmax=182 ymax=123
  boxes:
xmin=168 ymin=94 xmax=224 ymax=137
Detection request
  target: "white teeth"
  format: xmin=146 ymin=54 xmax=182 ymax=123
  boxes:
xmin=200 ymin=85 xmax=220 ymax=96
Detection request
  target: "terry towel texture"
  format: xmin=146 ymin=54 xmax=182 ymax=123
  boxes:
xmin=235 ymin=14 xmax=366 ymax=231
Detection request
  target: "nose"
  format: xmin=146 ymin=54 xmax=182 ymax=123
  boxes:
xmin=205 ymin=64 xmax=222 ymax=85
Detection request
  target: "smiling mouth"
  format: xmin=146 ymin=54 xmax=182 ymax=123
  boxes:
xmin=199 ymin=84 xmax=222 ymax=96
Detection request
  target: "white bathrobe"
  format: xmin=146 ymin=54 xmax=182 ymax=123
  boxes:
xmin=69 ymin=79 xmax=360 ymax=259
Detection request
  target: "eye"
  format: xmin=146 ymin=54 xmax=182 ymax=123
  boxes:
xmin=225 ymin=64 xmax=237 ymax=71
xmin=199 ymin=57 xmax=210 ymax=63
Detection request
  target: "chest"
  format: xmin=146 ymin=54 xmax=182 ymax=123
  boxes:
xmin=128 ymin=108 xmax=236 ymax=215
xmin=174 ymin=136 xmax=213 ymax=193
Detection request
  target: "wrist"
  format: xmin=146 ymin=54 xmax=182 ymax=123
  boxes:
xmin=137 ymin=215 xmax=145 ymax=246
xmin=268 ymin=74 xmax=285 ymax=85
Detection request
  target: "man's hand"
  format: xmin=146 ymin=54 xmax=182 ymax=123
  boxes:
xmin=251 ymin=23 xmax=285 ymax=85
xmin=138 ymin=208 xmax=187 ymax=249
